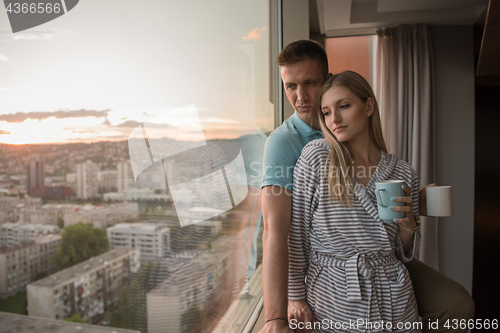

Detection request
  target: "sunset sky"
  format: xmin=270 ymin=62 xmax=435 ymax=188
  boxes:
xmin=0 ymin=0 xmax=274 ymax=145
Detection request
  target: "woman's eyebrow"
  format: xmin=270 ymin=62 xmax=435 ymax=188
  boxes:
xmin=335 ymin=98 xmax=351 ymax=104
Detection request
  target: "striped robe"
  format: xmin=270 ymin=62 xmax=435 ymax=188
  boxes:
xmin=289 ymin=139 xmax=421 ymax=333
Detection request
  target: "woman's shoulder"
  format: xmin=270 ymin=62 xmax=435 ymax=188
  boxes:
xmin=383 ymin=152 xmax=418 ymax=179
xmin=302 ymin=139 xmax=330 ymax=155
xmin=299 ymin=139 xmax=330 ymax=164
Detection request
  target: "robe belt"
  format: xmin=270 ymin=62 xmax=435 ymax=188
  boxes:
xmin=312 ymin=251 xmax=397 ymax=301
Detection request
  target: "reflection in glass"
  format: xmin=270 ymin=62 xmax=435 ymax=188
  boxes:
xmin=0 ymin=0 xmax=274 ymax=331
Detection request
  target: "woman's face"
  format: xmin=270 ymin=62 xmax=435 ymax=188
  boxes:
xmin=320 ymin=85 xmax=373 ymax=144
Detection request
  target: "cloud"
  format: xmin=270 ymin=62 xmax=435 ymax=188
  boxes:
xmin=115 ymin=120 xmax=143 ymax=128
xmin=0 ymin=109 xmax=110 ymax=122
xmin=67 ymin=134 xmax=126 ymax=142
xmin=0 ymin=130 xmax=11 ymax=135
xmin=71 ymin=129 xmax=99 ymax=134
xmin=242 ymin=27 xmax=266 ymax=41
xmin=102 ymin=118 xmax=112 ymax=127
xmin=139 ymin=122 xmax=174 ymax=129
xmin=0 ymin=54 xmax=9 ymax=61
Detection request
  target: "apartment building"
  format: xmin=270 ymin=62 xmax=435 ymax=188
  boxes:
xmin=63 ymin=202 xmax=138 ymax=229
xmin=97 ymin=170 xmax=118 ymax=194
xmin=19 ymin=208 xmax=58 ymax=225
xmin=20 ymin=202 xmax=76 ymax=225
xmin=0 ymin=311 xmax=140 ymax=333
xmin=0 ymin=223 xmax=59 ymax=247
xmin=76 ymin=160 xmax=99 ymax=199
xmin=116 ymin=161 xmax=133 ymax=193
xmin=169 ymin=220 xmax=222 ymax=251
xmin=0 ymin=234 xmax=61 ymax=298
xmin=107 ymin=220 xmax=222 ymax=261
xmin=26 ymin=155 xmax=44 ymax=197
xmin=146 ymin=248 xmax=230 ymax=333
xmin=0 ymin=196 xmax=43 ymax=224
xmin=27 ymin=248 xmax=140 ymax=322
xmin=66 ymin=172 xmax=77 ymax=194
xmin=103 ymin=188 xmax=171 ymax=202
xmin=107 ymin=223 xmax=170 ymax=263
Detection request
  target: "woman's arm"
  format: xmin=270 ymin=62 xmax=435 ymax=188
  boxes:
xmin=391 ymin=168 xmax=421 ymax=256
xmin=395 ymin=184 xmax=418 ymax=253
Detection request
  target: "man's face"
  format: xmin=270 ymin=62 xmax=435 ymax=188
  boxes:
xmin=280 ymin=59 xmax=326 ymax=127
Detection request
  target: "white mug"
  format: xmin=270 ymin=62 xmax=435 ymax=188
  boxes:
xmin=426 ymin=186 xmax=453 ymax=217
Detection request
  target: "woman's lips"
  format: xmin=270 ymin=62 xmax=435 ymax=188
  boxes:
xmin=334 ymin=126 xmax=347 ymax=132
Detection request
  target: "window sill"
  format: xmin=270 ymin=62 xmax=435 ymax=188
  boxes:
xmin=212 ymin=264 xmax=264 ymax=333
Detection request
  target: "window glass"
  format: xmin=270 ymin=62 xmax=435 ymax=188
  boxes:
xmin=0 ymin=0 xmax=276 ymax=331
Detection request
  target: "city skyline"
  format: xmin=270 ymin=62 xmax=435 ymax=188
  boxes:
xmin=0 ymin=0 xmax=274 ymax=145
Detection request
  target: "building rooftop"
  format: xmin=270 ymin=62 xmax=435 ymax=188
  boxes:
xmin=148 ymin=247 xmax=230 ymax=297
xmin=0 ymin=312 xmax=140 ymax=333
xmin=35 ymin=234 xmax=62 ymax=244
xmin=0 ymin=240 xmax=36 ymax=254
xmin=29 ymin=248 xmax=138 ymax=288
xmin=108 ymin=223 xmax=168 ymax=233
xmin=0 ymin=223 xmax=59 ymax=232
xmin=0 ymin=234 xmax=61 ymax=253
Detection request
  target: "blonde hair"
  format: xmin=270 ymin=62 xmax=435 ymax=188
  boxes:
xmin=317 ymin=71 xmax=387 ymax=207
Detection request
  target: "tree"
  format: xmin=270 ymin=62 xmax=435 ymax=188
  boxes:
xmin=63 ymin=314 xmax=86 ymax=323
xmin=34 ymin=271 xmax=48 ymax=281
xmin=51 ymin=222 xmax=109 ymax=270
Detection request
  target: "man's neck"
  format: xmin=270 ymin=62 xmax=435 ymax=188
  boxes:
xmin=297 ymin=113 xmax=320 ymax=130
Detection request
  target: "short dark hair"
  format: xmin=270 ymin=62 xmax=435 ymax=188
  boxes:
xmin=277 ymin=40 xmax=329 ymax=77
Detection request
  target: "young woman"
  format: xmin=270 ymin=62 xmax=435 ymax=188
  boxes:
xmin=288 ymin=71 xmax=421 ymax=332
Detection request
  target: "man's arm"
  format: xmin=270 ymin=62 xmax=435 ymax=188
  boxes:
xmin=259 ymin=185 xmax=294 ymax=333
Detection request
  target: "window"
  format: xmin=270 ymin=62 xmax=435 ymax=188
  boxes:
xmin=1 ymin=0 xmax=278 ymax=332
xmin=325 ymin=35 xmax=378 ymax=92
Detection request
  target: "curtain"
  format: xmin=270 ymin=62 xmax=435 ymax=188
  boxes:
xmin=375 ymin=25 xmax=438 ymax=269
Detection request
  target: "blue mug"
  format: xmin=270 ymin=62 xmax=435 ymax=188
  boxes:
xmin=375 ymin=180 xmax=406 ymax=222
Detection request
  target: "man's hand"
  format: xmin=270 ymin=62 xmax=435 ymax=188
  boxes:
xmin=419 ymin=183 xmax=437 ymax=216
xmin=288 ymin=300 xmax=315 ymax=333
xmin=259 ymin=319 xmax=294 ymax=333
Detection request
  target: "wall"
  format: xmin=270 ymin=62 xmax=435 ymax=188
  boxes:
xmin=282 ymin=0 xmax=309 ymax=120
xmin=325 ymin=36 xmax=370 ymax=81
xmin=27 ymin=285 xmax=55 ymax=319
xmin=431 ymin=25 xmax=475 ymax=293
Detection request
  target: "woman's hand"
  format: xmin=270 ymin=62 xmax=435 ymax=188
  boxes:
xmin=390 ymin=184 xmax=417 ymax=230
xmin=288 ymin=300 xmax=315 ymax=333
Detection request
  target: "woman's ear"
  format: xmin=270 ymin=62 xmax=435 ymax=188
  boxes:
xmin=366 ymin=97 xmax=375 ymax=117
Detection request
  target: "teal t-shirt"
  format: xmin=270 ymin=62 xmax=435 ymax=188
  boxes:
xmin=261 ymin=112 xmax=323 ymax=191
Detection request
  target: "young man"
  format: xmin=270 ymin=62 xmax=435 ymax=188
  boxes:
xmin=259 ymin=40 xmax=474 ymax=333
